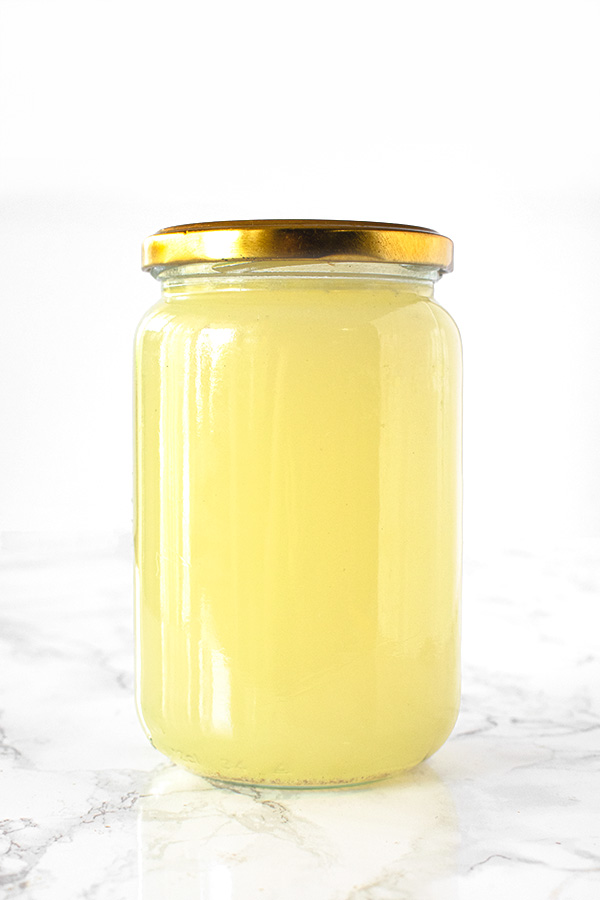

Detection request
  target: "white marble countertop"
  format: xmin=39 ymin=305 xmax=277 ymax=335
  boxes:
xmin=1 ymin=534 xmax=599 ymax=899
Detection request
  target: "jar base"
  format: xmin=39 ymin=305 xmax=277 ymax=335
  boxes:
xmin=160 ymin=748 xmax=429 ymax=790
xmin=143 ymin=705 xmax=459 ymax=789
xmin=204 ymin=771 xmax=399 ymax=790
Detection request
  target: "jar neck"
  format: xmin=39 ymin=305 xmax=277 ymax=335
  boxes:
xmin=151 ymin=260 xmax=442 ymax=299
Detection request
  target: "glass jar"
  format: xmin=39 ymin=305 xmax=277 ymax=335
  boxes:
xmin=134 ymin=220 xmax=462 ymax=787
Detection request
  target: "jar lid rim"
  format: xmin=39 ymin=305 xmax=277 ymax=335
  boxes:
xmin=142 ymin=219 xmax=453 ymax=272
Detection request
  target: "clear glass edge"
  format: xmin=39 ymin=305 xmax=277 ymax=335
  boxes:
xmin=149 ymin=259 xmax=444 ymax=285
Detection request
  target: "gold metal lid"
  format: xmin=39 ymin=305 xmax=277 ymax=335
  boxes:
xmin=142 ymin=219 xmax=453 ymax=272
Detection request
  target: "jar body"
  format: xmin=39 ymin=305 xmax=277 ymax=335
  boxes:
xmin=134 ymin=262 xmax=462 ymax=786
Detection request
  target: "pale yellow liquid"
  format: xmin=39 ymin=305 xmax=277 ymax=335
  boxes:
xmin=134 ymin=268 xmax=462 ymax=786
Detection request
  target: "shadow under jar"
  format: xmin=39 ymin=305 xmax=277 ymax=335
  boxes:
xmin=134 ymin=220 xmax=462 ymax=787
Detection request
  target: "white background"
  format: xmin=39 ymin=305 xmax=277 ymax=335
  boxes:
xmin=1 ymin=0 xmax=599 ymax=552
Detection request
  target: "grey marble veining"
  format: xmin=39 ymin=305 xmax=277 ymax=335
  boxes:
xmin=0 ymin=534 xmax=599 ymax=899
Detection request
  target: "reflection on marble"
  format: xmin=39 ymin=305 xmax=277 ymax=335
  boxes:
xmin=139 ymin=764 xmax=458 ymax=900
xmin=0 ymin=533 xmax=599 ymax=899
